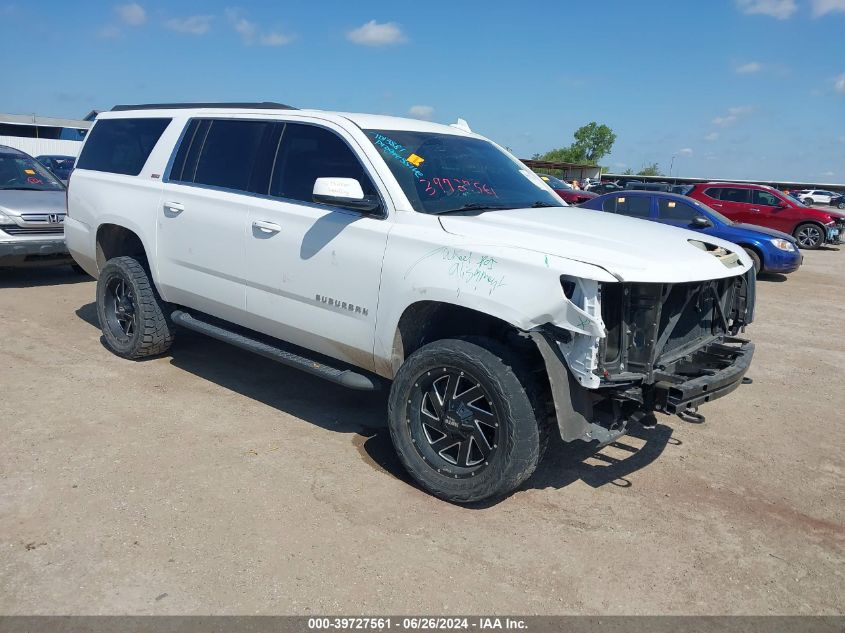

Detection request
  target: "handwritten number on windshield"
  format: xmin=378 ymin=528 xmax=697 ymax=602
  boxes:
xmin=420 ymin=178 xmax=497 ymax=198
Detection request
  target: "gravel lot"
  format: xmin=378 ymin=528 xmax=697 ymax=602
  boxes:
xmin=1 ymin=248 xmax=843 ymax=615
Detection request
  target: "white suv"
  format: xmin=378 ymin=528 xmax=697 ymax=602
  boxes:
xmin=66 ymin=103 xmax=756 ymax=503
xmin=795 ymin=190 xmax=839 ymax=206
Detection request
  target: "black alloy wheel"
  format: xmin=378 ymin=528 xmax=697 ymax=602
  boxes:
xmin=96 ymin=256 xmax=175 ymax=359
xmin=104 ymin=276 xmax=137 ymax=340
xmin=410 ymin=367 xmax=500 ymax=476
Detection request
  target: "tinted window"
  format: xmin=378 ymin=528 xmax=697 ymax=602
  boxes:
xmin=271 ymin=123 xmax=377 ymax=203
xmin=192 ymin=119 xmax=276 ymax=192
xmin=657 ymin=198 xmax=698 ymax=221
xmin=604 ymin=195 xmax=651 ymax=218
xmin=753 ymin=189 xmax=781 ymax=206
xmin=77 ymin=118 xmax=171 ymax=175
xmin=721 ymin=188 xmax=751 ymax=203
xmin=703 ymin=187 xmax=722 ymax=200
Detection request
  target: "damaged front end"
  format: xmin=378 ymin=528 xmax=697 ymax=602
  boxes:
xmin=532 ymin=268 xmax=756 ymax=445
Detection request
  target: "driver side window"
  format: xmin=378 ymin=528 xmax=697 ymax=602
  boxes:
xmin=270 ymin=123 xmax=377 ymax=204
xmin=753 ymin=190 xmax=781 ymax=206
xmin=657 ymin=198 xmax=697 ymax=222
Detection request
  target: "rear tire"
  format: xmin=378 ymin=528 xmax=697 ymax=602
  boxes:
xmin=837 ymin=202 xmax=845 ymax=210
xmin=803 ymin=197 xmax=814 ymax=206
xmin=96 ymin=256 xmax=174 ymax=359
xmin=793 ymin=223 xmax=825 ymax=250
xmin=742 ymin=247 xmax=762 ymax=275
xmin=387 ymin=337 xmax=549 ymax=504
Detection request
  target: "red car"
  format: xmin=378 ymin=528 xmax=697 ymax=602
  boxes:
xmin=537 ymin=174 xmax=598 ymax=205
xmin=686 ymin=182 xmax=845 ymax=250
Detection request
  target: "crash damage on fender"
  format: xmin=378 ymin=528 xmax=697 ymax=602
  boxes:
xmin=531 ymin=269 xmax=755 ymax=445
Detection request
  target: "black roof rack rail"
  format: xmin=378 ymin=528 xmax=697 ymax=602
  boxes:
xmin=110 ymin=102 xmax=297 ymax=112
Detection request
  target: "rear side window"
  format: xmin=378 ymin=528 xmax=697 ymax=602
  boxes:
xmin=191 ymin=119 xmax=278 ymax=192
xmin=77 ymin=118 xmax=171 ymax=175
xmin=721 ymin=188 xmax=751 ymax=203
xmin=603 ymin=195 xmax=651 ymax=218
xmin=703 ymin=187 xmax=722 ymax=200
xmin=270 ymin=123 xmax=377 ymax=203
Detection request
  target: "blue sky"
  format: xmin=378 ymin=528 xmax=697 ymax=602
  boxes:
xmin=2 ymin=0 xmax=843 ymax=181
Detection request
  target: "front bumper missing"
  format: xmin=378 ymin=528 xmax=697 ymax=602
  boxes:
xmin=531 ymin=329 xmax=754 ymax=446
xmin=653 ymin=337 xmax=754 ymax=414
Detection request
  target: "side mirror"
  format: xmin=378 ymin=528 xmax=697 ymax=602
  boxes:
xmin=691 ymin=215 xmax=713 ymax=228
xmin=312 ymin=177 xmax=380 ymax=213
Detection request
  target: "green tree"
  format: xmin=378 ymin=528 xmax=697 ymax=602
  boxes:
xmin=536 ymin=122 xmax=616 ymax=165
xmin=637 ymin=163 xmax=662 ymax=177
xmin=571 ymin=122 xmax=617 ymax=164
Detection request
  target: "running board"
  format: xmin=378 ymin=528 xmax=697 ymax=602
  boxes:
xmin=170 ymin=310 xmax=380 ymax=391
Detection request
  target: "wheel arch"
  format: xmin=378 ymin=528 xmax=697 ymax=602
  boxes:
xmin=738 ymin=242 xmax=764 ymax=269
xmin=387 ymin=300 xmax=545 ymax=380
xmin=792 ymin=220 xmax=828 ymax=245
xmin=95 ymin=223 xmax=149 ymax=270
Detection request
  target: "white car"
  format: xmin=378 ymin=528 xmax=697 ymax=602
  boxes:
xmin=65 ymin=103 xmax=756 ymax=503
xmin=795 ymin=189 xmax=839 ymax=206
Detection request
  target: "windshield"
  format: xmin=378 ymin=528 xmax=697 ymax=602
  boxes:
xmin=537 ymin=174 xmax=573 ymax=190
xmin=0 ymin=154 xmax=64 ymax=190
xmin=364 ymin=129 xmax=563 ymax=214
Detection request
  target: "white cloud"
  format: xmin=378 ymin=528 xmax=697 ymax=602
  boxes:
xmin=408 ymin=105 xmax=434 ymax=120
xmin=115 ymin=2 xmax=146 ymax=26
xmin=347 ymin=20 xmax=406 ymax=46
xmin=226 ymin=8 xmax=256 ymax=43
xmin=97 ymin=24 xmax=122 ymax=39
xmin=735 ymin=61 xmax=762 ymax=74
xmin=225 ymin=9 xmax=292 ymax=46
xmin=821 ymin=171 xmax=835 ymax=177
xmin=165 ymin=15 xmax=214 ymax=35
xmin=811 ymin=0 xmax=845 ymax=16
xmin=259 ymin=32 xmax=293 ymax=46
xmin=735 ymin=0 xmax=797 ymax=19
xmin=704 ymin=132 xmax=719 ymax=141
xmin=712 ymin=105 xmax=755 ymax=127
xmin=678 ymin=148 xmax=694 ymax=156
xmin=835 ymin=73 xmax=845 ymax=93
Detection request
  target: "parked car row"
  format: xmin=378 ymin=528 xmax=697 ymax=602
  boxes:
xmin=569 ymin=179 xmax=845 ymax=257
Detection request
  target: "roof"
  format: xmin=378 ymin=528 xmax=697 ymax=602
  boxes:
xmin=110 ymin=101 xmax=296 ymax=111
xmin=0 ymin=112 xmax=92 ymax=129
xmin=97 ymin=106 xmax=476 ymax=137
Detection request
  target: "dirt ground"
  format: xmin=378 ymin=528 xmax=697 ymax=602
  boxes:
xmin=1 ymin=248 xmax=843 ymax=615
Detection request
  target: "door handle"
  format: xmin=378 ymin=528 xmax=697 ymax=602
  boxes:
xmin=749 ymin=208 xmax=760 ymax=213
xmin=252 ymin=220 xmax=281 ymax=234
xmin=711 ymin=203 xmax=723 ymax=207
xmin=164 ymin=201 xmax=184 ymax=214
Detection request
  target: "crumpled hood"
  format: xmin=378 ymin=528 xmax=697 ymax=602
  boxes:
xmin=0 ymin=190 xmax=66 ymax=216
xmin=438 ymin=206 xmax=752 ymax=283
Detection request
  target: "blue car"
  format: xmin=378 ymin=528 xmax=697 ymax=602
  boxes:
xmin=580 ymin=191 xmax=802 ymax=275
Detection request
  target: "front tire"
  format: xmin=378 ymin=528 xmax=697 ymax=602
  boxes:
xmin=837 ymin=202 xmax=845 ymax=210
xmin=96 ymin=256 xmax=174 ymax=359
xmin=803 ymin=197 xmax=814 ymax=206
xmin=793 ymin=223 xmax=825 ymax=250
xmin=742 ymin=248 xmax=762 ymax=275
xmin=387 ymin=337 xmax=548 ymax=503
